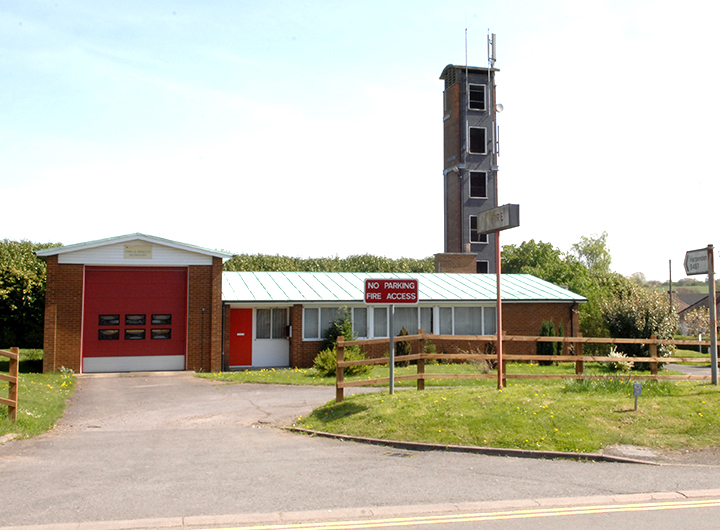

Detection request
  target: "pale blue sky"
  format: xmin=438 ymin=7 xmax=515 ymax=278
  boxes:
xmin=2 ymin=1 xmax=718 ymax=281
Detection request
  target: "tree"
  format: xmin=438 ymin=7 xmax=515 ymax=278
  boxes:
xmin=0 ymin=240 xmax=60 ymax=348
xmin=537 ymin=319 xmax=557 ymax=366
xmin=570 ymin=232 xmax=612 ymax=274
xmin=602 ymin=282 xmax=678 ymax=369
xmin=683 ymin=307 xmax=710 ymax=337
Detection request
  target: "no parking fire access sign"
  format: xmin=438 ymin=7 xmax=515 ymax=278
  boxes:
xmin=364 ymin=279 xmax=419 ymax=304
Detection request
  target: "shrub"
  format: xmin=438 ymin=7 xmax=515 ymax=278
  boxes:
xmin=537 ymin=319 xmax=557 ymax=366
xmin=312 ymin=346 xmax=371 ymax=377
xmin=321 ymin=307 xmax=356 ymax=351
xmin=602 ymin=282 xmax=678 ymax=370
xmin=604 ymin=346 xmax=634 ymax=372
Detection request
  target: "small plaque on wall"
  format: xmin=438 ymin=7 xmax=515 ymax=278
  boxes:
xmin=124 ymin=244 xmax=153 ymax=259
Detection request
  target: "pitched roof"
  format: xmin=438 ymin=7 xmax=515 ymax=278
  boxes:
xmin=222 ymin=271 xmax=586 ymax=304
xmin=36 ymin=233 xmax=233 ymax=260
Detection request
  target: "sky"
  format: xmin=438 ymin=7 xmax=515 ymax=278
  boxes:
xmin=2 ymin=0 xmax=719 ymax=282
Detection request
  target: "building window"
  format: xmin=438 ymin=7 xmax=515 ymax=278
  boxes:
xmin=257 ymin=308 xmax=288 ymax=339
xmin=98 ymin=315 xmax=120 ymax=326
xmin=303 ymin=307 xmax=349 ymax=340
xmin=353 ymin=307 xmax=368 ymax=338
xmin=98 ymin=329 xmax=119 ymax=340
xmin=125 ymin=314 xmax=146 ymax=326
xmin=151 ymin=314 xmax=172 ymax=325
xmin=468 ymin=84 xmax=486 ymax=110
xmin=125 ymin=329 xmax=146 ymax=340
xmin=468 ymin=127 xmax=487 ymax=154
xmin=437 ymin=306 xmax=496 ymax=335
xmin=477 ymin=261 xmax=489 ymax=273
xmin=151 ymin=329 xmax=172 ymax=340
xmin=470 ymin=216 xmax=489 ymax=243
xmin=469 ymin=171 xmax=487 ymax=198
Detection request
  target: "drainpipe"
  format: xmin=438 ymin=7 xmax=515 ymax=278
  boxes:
xmin=220 ymin=303 xmax=226 ymax=372
xmin=201 ymin=308 xmax=206 ymax=371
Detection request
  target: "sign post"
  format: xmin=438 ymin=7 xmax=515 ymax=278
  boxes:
xmin=364 ymin=279 xmax=419 ymax=394
xmin=684 ymin=245 xmax=717 ymax=385
xmin=478 ymin=204 xmax=520 ymax=389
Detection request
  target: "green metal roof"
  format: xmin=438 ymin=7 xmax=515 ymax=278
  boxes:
xmin=222 ymin=272 xmax=586 ymax=304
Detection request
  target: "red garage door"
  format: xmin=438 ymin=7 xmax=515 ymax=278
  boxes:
xmin=82 ymin=267 xmax=187 ymax=372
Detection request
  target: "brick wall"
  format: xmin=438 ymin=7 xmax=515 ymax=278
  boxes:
xmin=187 ymin=258 xmax=223 ymax=372
xmin=443 ymin=82 xmax=463 ymax=253
xmin=43 ymin=256 xmax=84 ymax=373
xmin=434 ymin=253 xmax=476 ymax=273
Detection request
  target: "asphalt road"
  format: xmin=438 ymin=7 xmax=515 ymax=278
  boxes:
xmin=1 ymin=372 xmax=720 ymax=529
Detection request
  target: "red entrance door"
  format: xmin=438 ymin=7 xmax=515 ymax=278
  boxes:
xmin=229 ymin=309 xmax=253 ymax=366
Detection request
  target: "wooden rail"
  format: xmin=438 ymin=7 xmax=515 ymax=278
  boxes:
xmin=0 ymin=347 xmax=19 ymax=422
xmin=335 ymin=334 xmax=718 ymax=402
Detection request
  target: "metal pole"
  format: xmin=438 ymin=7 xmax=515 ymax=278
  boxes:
xmin=389 ymin=304 xmax=395 ymax=394
xmin=708 ymin=245 xmax=718 ymax=385
xmin=496 ymin=230 xmax=503 ymax=389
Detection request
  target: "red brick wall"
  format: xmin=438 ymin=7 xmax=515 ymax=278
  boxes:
xmin=187 ymin=258 xmax=223 ymax=372
xmin=43 ymin=256 xmax=84 ymax=373
xmin=434 ymin=253 xmax=476 ymax=273
xmin=443 ymin=82 xmax=462 ymax=253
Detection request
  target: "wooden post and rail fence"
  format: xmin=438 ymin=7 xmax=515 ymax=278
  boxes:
xmin=0 ymin=347 xmax=19 ymax=422
xmin=335 ymin=332 xmax=718 ymax=403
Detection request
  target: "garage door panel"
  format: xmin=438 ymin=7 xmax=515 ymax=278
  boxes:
xmin=83 ymin=267 xmax=187 ymax=366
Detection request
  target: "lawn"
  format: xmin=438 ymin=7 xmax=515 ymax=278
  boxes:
xmin=0 ymin=349 xmax=75 ymax=438
xmin=201 ymin=362 xmax=720 ymax=454
xmin=197 ymin=361 xmax=623 ymax=387
xmin=296 ymin=378 xmax=720 ymax=453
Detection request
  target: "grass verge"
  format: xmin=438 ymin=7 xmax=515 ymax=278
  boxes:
xmin=198 ymin=362 xmax=626 ymax=387
xmin=0 ymin=349 xmax=76 ymax=438
xmin=295 ymin=378 xmax=720 ymax=453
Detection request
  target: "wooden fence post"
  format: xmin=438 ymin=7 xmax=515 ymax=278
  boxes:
xmin=574 ymin=333 xmax=584 ymax=380
xmin=417 ymin=329 xmax=425 ymax=391
xmin=8 ymin=347 xmax=19 ymax=423
xmin=336 ymin=336 xmax=344 ymax=403
xmin=649 ymin=334 xmax=658 ymax=379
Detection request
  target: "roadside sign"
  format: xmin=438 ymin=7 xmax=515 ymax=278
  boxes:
xmin=364 ymin=279 xmax=419 ymax=304
xmin=684 ymin=248 xmax=710 ymax=276
xmin=478 ymin=204 xmax=520 ymax=234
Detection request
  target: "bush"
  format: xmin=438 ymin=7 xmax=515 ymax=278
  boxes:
xmin=602 ymin=283 xmax=678 ymax=370
xmin=537 ymin=319 xmax=557 ymax=366
xmin=321 ymin=307 xmax=356 ymax=351
xmin=312 ymin=346 xmax=371 ymax=377
xmin=604 ymin=346 xmax=634 ymax=372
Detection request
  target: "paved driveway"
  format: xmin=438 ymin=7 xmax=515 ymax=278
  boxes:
xmin=2 ymin=372 xmax=720 ymax=528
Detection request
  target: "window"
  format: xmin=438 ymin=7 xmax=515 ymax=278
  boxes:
xmin=99 ymin=315 xmax=119 ymax=326
xmin=98 ymin=329 xmax=119 ymax=340
xmin=125 ymin=314 xmax=146 ymax=326
xmin=476 ymin=261 xmax=489 ymax=274
xmin=394 ymin=307 xmax=418 ymax=335
xmin=468 ymin=127 xmax=487 ymax=154
xmin=302 ymin=307 xmax=349 ymax=340
xmin=454 ymin=307 xmax=483 ymax=335
xmin=151 ymin=314 xmax=172 ymax=325
xmin=468 ymin=84 xmax=486 ymax=110
xmin=469 ymin=171 xmax=487 ymax=198
xmin=257 ymin=308 xmax=288 ymax=339
xmin=470 ymin=216 xmax=489 ymax=244
xmin=373 ymin=307 xmax=388 ymax=338
xmin=353 ymin=307 xmax=368 ymax=338
xmin=437 ymin=307 xmax=495 ymax=335
xmin=151 ymin=329 xmax=172 ymax=340
xmin=304 ymin=308 xmax=319 ymax=339
xmin=124 ymin=329 xmax=146 ymax=340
